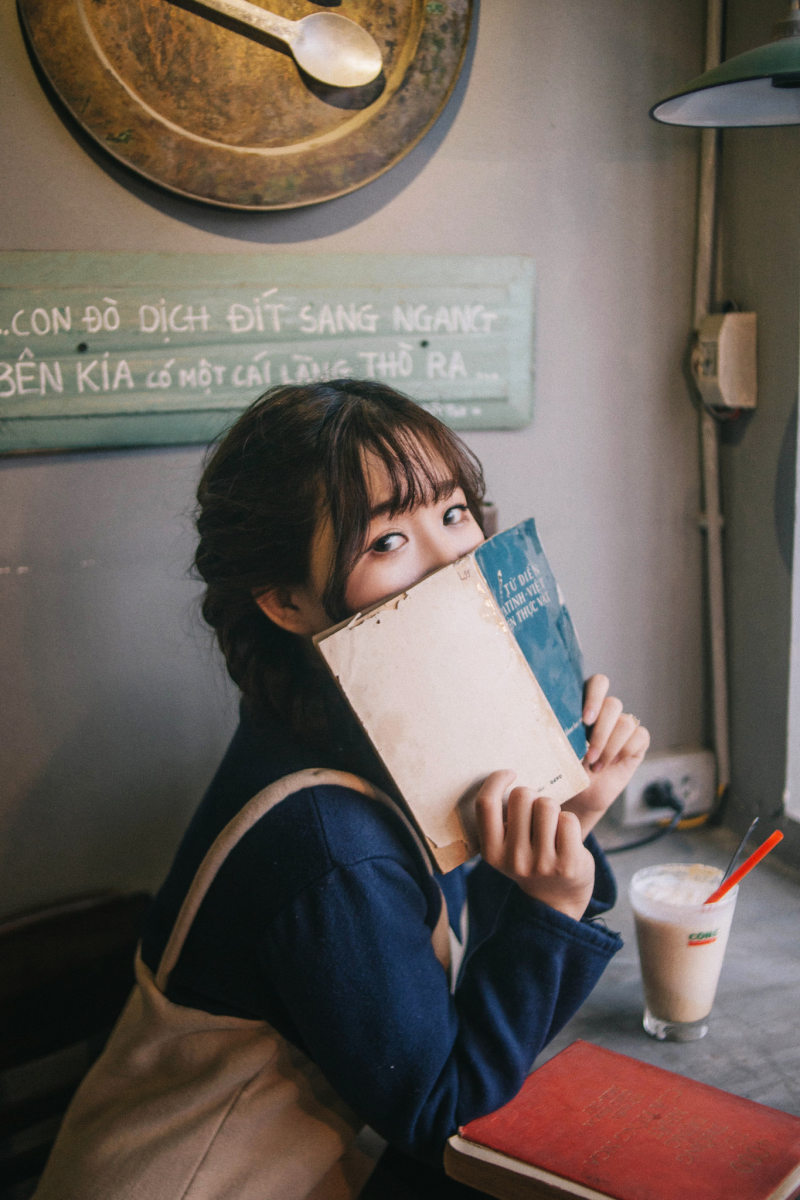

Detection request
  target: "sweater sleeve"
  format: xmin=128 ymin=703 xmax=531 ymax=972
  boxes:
xmin=258 ymin=832 xmax=621 ymax=1165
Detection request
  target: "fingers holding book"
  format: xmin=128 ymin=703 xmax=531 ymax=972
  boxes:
xmin=475 ymin=772 xmax=596 ymax=921
xmin=472 ymin=671 xmax=650 ymax=910
xmin=562 ymin=676 xmax=651 ymax=838
xmin=582 ymin=674 xmax=646 ymax=769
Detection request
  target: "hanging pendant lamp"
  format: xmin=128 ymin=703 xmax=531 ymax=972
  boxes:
xmin=651 ymin=2 xmax=800 ymax=126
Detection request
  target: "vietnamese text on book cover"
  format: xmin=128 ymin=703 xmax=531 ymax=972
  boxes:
xmin=444 ymin=1040 xmax=800 ymax=1200
xmin=314 ymin=519 xmax=589 ymax=871
xmin=473 ymin=520 xmax=587 ymax=760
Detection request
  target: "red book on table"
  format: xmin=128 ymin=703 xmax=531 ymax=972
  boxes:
xmin=444 ymin=1040 xmax=800 ymax=1200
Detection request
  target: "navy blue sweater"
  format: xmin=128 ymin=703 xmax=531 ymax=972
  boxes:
xmin=141 ymin=704 xmax=622 ymax=1165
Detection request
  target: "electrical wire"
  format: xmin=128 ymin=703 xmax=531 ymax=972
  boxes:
xmin=602 ymin=782 xmax=686 ymax=855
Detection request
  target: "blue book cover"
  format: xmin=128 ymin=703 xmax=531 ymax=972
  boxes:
xmin=474 ymin=519 xmax=587 ymax=759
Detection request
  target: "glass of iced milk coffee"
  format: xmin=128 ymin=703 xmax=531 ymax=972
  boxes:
xmin=629 ymin=863 xmax=738 ymax=1042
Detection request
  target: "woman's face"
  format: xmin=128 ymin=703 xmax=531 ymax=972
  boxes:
xmin=301 ymin=447 xmax=484 ymax=634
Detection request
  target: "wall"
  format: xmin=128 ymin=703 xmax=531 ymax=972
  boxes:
xmin=718 ymin=0 xmax=800 ymax=854
xmin=0 ymin=1 xmax=706 ymax=917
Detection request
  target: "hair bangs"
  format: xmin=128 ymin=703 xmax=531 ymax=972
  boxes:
xmin=368 ymin=430 xmax=458 ymax=515
xmin=322 ymin=395 xmax=486 ymax=619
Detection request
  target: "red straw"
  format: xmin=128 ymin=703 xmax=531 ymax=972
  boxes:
xmin=704 ymin=830 xmax=784 ymax=904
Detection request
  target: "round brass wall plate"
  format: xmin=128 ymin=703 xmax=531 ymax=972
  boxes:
xmin=18 ymin=0 xmax=473 ymax=210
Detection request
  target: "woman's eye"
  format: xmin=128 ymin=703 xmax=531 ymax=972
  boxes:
xmin=371 ymin=531 xmax=406 ymax=554
xmin=443 ymin=504 xmax=469 ymax=526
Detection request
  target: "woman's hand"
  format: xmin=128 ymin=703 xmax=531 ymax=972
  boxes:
xmin=475 ymin=771 xmax=596 ymax=921
xmin=473 ymin=677 xmax=648 ymax=917
xmin=562 ymin=674 xmax=650 ymax=838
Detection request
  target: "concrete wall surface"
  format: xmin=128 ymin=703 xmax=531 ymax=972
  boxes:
xmin=1 ymin=1 xmax=712 ymax=915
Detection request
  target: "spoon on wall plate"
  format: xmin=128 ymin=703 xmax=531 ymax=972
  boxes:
xmin=184 ymin=0 xmax=383 ymax=88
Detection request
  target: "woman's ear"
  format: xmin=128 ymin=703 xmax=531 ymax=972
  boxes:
xmin=254 ymin=586 xmax=325 ymax=636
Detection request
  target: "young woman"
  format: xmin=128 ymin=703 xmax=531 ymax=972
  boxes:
xmin=35 ymin=379 xmax=648 ymax=1200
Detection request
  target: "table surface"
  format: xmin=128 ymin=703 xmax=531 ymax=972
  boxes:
xmin=539 ymin=820 xmax=800 ymax=1116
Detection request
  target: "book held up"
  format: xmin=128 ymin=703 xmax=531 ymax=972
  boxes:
xmin=314 ymin=519 xmax=589 ymax=871
xmin=444 ymin=1040 xmax=800 ymax=1200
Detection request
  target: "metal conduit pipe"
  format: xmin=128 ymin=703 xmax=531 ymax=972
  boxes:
xmin=692 ymin=0 xmax=731 ymax=806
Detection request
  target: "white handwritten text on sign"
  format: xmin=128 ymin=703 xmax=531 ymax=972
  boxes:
xmin=0 ymin=253 xmax=535 ymax=452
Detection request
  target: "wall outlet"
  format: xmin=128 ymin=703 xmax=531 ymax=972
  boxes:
xmin=621 ymin=747 xmax=717 ymax=827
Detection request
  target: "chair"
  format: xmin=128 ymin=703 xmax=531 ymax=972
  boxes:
xmin=0 ymin=891 xmax=151 ymax=1200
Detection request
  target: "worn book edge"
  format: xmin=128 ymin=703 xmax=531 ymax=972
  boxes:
xmin=444 ymin=1136 xmax=611 ymax=1200
xmin=445 ymin=1135 xmax=800 ymax=1200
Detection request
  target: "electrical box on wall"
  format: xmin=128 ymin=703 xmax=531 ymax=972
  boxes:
xmin=621 ymin=746 xmax=717 ymax=827
xmin=692 ymin=312 xmax=757 ymax=410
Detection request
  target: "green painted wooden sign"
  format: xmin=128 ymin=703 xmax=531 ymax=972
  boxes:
xmin=0 ymin=252 xmax=535 ymax=453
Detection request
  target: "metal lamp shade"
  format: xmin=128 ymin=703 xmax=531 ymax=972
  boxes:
xmin=651 ymin=23 xmax=800 ymax=127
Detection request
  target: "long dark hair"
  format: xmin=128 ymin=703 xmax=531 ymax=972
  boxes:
xmin=195 ymin=379 xmax=486 ymax=740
